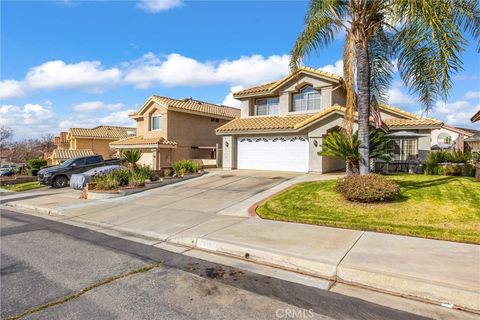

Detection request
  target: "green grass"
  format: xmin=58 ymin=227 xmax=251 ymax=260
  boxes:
xmin=257 ymin=174 xmax=480 ymax=244
xmin=2 ymin=181 xmax=44 ymax=192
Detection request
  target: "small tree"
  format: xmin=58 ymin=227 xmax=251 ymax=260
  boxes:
xmin=320 ymin=129 xmax=391 ymax=175
xmin=122 ymin=149 xmax=143 ymax=169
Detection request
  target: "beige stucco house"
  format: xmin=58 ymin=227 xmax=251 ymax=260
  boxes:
xmin=216 ymin=67 xmax=447 ymax=173
xmin=48 ymin=126 xmax=135 ymax=165
xmin=110 ymin=95 xmax=240 ymax=170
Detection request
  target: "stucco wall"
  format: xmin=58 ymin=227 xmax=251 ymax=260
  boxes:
xmin=222 ymin=136 xmax=236 ymax=170
xmin=237 ymin=73 xmax=340 ymax=117
xmin=72 ymin=138 xmax=116 ymax=160
xmin=138 ymin=151 xmax=154 ymax=168
xmin=431 ymin=127 xmax=459 ymax=146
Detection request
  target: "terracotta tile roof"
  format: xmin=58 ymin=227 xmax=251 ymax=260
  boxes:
xmin=216 ymin=105 xmax=347 ymax=133
xmin=233 ymin=67 xmax=342 ymax=97
xmin=134 ymin=96 xmax=240 ymax=119
xmin=383 ymin=118 xmax=442 ymax=127
xmin=442 ymin=124 xmax=475 ymax=136
xmin=110 ymin=135 xmax=177 ymax=147
xmin=471 ymin=110 xmax=480 ymax=122
xmin=51 ymin=149 xmax=95 ymax=160
xmin=378 ymin=104 xmax=420 ymax=120
xmin=68 ymin=126 xmax=135 ymax=139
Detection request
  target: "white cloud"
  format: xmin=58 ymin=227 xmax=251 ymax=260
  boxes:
xmin=2 ymin=101 xmax=135 ymax=139
xmin=1 ymin=60 xmax=121 ymax=98
xmin=124 ymin=53 xmax=290 ymax=88
xmin=58 ymin=109 xmax=136 ymax=130
xmin=137 ymin=0 xmax=183 ymax=13
xmin=431 ymin=98 xmax=480 ymax=127
xmin=221 ymin=86 xmax=243 ymax=108
xmin=72 ymin=101 xmax=124 ymax=112
xmin=0 ymin=80 xmax=24 ymax=99
xmin=0 ymin=102 xmax=57 ymax=138
xmin=25 ymin=60 xmax=121 ymax=92
xmin=464 ymin=91 xmax=480 ymax=100
xmin=387 ymin=81 xmax=415 ymax=105
xmin=318 ymin=60 xmax=343 ymax=77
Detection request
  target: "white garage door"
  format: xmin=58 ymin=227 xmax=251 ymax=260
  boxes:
xmin=237 ymin=136 xmax=309 ymax=172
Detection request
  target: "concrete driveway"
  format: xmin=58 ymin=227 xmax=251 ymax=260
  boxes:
xmin=54 ymin=170 xmax=302 ymax=244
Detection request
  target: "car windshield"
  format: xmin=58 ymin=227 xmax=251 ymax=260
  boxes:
xmin=59 ymin=159 xmax=75 ymax=167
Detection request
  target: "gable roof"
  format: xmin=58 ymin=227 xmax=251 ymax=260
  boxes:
xmin=51 ymin=149 xmax=95 ymax=160
xmin=217 ymin=105 xmax=350 ymax=133
xmin=472 ymin=110 xmax=480 ymax=123
xmin=68 ymin=126 xmax=135 ymax=140
xmin=233 ymin=67 xmax=343 ymax=98
xmin=132 ymin=95 xmax=240 ymax=120
xmin=441 ymin=124 xmax=475 ymax=137
xmin=378 ymin=104 xmax=420 ymax=120
xmin=110 ymin=135 xmax=177 ymax=148
xmin=383 ymin=118 xmax=442 ymax=128
xmin=217 ymin=104 xmax=441 ymax=134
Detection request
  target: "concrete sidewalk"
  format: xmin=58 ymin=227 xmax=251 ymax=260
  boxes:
xmin=2 ymin=171 xmax=479 ymax=313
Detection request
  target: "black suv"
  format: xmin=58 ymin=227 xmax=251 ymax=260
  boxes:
xmin=38 ymin=155 xmax=121 ymax=188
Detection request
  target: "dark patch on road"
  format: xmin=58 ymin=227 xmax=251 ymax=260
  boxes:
xmin=1 ymin=209 xmax=429 ymax=320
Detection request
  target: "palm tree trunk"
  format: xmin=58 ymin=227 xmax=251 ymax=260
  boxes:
xmin=355 ymin=42 xmax=371 ymax=175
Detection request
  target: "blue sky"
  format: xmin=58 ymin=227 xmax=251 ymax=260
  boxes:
xmin=1 ymin=0 xmax=479 ymax=139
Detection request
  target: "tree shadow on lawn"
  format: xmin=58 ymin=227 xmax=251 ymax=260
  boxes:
xmin=390 ymin=175 xmax=458 ymax=190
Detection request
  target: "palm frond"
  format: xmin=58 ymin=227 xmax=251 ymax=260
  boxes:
xmin=290 ymin=0 xmax=349 ymax=71
xmin=392 ymin=0 xmax=480 ymax=109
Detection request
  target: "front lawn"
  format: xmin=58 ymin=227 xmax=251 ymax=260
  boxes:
xmin=257 ymin=174 xmax=480 ymax=244
xmin=1 ymin=182 xmax=44 ymax=192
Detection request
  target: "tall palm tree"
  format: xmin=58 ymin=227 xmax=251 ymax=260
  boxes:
xmin=291 ymin=0 xmax=479 ymax=175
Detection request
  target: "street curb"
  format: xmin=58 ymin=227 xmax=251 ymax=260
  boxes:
xmin=4 ymin=202 xmax=66 ymax=217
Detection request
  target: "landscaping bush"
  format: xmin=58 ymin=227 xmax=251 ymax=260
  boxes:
xmin=94 ymin=175 xmax=120 ymax=190
xmin=163 ymin=168 xmax=173 ymax=177
xmin=424 ymin=151 xmax=473 ymax=175
xmin=336 ymin=174 xmax=400 ymax=202
xmin=28 ymin=158 xmax=47 ymax=170
xmin=172 ymin=159 xmax=202 ymax=175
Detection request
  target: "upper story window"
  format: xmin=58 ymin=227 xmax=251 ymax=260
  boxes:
xmin=151 ymin=115 xmax=162 ymax=131
xmin=256 ymin=97 xmax=279 ymax=115
xmin=292 ymin=86 xmax=321 ymax=112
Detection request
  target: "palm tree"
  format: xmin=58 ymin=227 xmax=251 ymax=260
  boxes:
xmin=320 ymin=129 xmax=391 ymax=175
xmin=291 ymin=0 xmax=479 ymax=175
xmin=122 ymin=149 xmax=143 ymax=169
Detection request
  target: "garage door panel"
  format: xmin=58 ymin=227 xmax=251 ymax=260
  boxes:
xmin=237 ymin=136 xmax=309 ymax=172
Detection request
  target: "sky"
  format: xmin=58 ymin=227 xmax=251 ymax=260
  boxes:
xmin=1 ymin=0 xmax=479 ymax=140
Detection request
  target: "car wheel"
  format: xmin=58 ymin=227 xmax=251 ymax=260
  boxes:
xmin=53 ymin=176 xmax=69 ymax=188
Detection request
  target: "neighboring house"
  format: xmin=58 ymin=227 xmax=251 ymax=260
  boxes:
xmin=110 ymin=95 xmax=240 ymax=170
xmin=0 ymin=149 xmax=13 ymax=166
xmin=54 ymin=132 xmax=69 ymax=150
xmin=471 ymin=110 xmax=480 ymax=123
xmin=48 ymin=126 xmax=135 ymax=165
xmin=49 ymin=149 xmax=96 ymax=165
xmin=431 ymin=125 xmax=474 ymax=151
xmin=216 ymin=67 xmax=444 ymax=173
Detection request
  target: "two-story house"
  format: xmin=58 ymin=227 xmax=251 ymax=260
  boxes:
xmin=216 ymin=67 xmax=444 ymax=173
xmin=48 ymin=126 xmax=135 ymax=165
xmin=110 ymin=95 xmax=240 ymax=170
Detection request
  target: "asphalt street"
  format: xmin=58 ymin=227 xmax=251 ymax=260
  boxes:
xmin=0 ymin=209 xmax=428 ymax=320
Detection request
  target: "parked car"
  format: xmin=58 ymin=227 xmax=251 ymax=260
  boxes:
xmin=38 ymin=155 xmax=122 ymax=188
xmin=0 ymin=167 xmax=14 ymax=177
xmin=70 ymin=165 xmax=126 ymax=190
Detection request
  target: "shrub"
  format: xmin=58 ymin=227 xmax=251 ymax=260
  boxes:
xmin=122 ymin=149 xmax=143 ymax=169
xmin=336 ymin=174 xmax=400 ymax=202
xmin=28 ymin=158 xmax=47 ymax=170
xmin=94 ymin=175 xmax=120 ymax=190
xmin=172 ymin=159 xmax=202 ymax=175
xmin=163 ymin=168 xmax=173 ymax=177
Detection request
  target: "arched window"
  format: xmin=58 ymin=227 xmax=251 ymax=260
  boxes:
xmin=292 ymin=86 xmax=321 ymax=112
xmin=438 ymin=132 xmax=452 ymax=144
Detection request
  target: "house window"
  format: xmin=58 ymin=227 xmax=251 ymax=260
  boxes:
xmin=387 ymin=138 xmax=418 ymax=161
xmin=151 ymin=115 xmax=162 ymax=131
xmin=256 ymin=97 xmax=279 ymax=115
xmin=292 ymin=86 xmax=321 ymax=112
xmin=438 ymin=132 xmax=452 ymax=144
